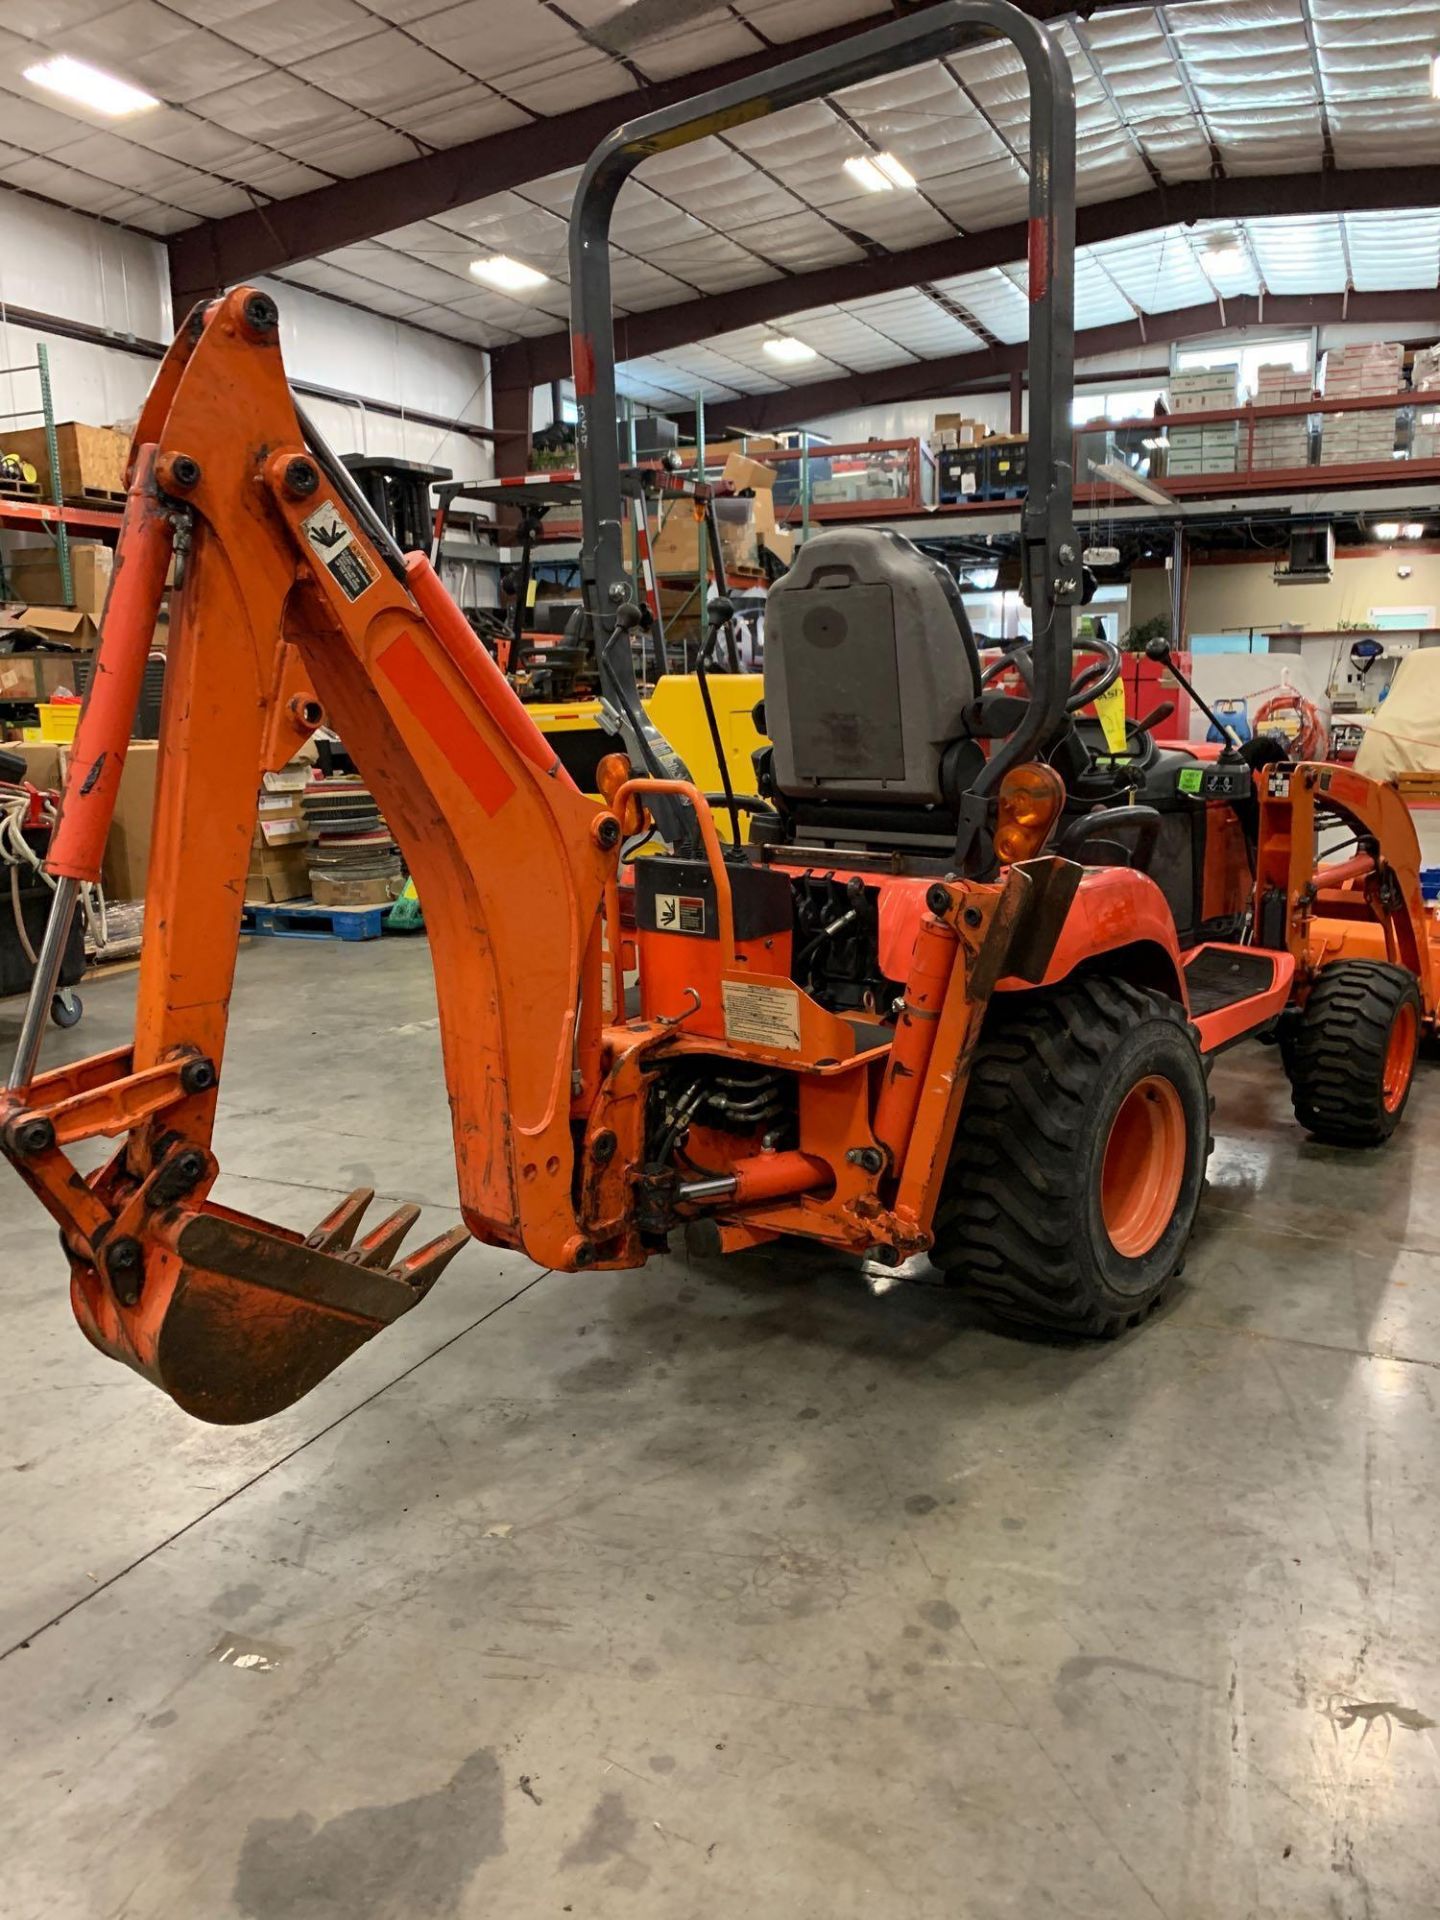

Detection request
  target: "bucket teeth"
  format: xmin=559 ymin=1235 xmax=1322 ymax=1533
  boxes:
xmin=393 ymin=1224 xmax=471 ymax=1297
xmin=350 ymin=1203 xmax=423 ymax=1271
xmin=306 ymin=1187 xmax=375 ymax=1254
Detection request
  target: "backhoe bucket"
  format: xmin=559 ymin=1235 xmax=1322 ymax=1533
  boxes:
xmin=65 ymin=1190 xmax=468 ymax=1424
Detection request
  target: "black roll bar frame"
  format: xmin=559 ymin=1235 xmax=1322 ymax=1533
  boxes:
xmin=568 ymin=0 xmax=1080 ymax=864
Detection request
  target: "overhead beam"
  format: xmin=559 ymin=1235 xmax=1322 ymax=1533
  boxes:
xmin=166 ymin=0 xmax=1142 ymax=310
xmin=494 ymin=167 xmax=1440 ymax=392
xmin=663 ymin=294 xmax=1440 ymax=435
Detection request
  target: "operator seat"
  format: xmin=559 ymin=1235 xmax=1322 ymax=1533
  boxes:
xmin=762 ymin=528 xmax=982 ymax=809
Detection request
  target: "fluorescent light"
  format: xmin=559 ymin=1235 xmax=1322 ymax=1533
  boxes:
xmin=1088 ymin=459 xmax=1182 ymax=511
xmin=844 ymin=155 xmax=891 ymax=193
xmin=1373 ymin=522 xmax=1402 ymax=540
xmin=763 ymin=335 xmax=817 ymax=364
xmin=843 ymin=150 xmax=916 ymax=193
xmin=874 ymin=151 xmax=916 ymax=190
xmin=469 ymin=254 xmax=548 ymax=292
xmin=1402 ymin=522 xmax=1426 ymax=539
xmin=1432 ymin=49 xmax=1440 ymax=99
xmin=24 ymin=55 xmax=157 ymax=117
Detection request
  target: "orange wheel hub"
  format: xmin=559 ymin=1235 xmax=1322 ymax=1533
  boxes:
xmin=1383 ymin=1002 xmax=1418 ymax=1113
xmin=1101 ymin=1075 xmax=1187 ymax=1259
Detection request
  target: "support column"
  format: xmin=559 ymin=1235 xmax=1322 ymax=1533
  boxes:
xmin=1170 ymin=522 xmax=1184 ymax=643
xmin=491 ymin=366 xmax=533 ymax=478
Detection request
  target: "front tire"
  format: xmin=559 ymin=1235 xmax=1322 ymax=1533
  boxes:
xmin=932 ymin=975 xmax=1210 ymax=1337
xmin=1280 ymin=960 xmax=1421 ymax=1146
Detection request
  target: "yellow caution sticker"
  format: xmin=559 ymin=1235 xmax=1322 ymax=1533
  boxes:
xmin=526 ymin=577 xmax=538 ymax=608
xmin=1092 ymin=677 xmax=1130 ymax=756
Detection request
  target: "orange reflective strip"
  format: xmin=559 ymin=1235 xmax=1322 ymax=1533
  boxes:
xmin=379 ymin=632 xmax=517 ymax=816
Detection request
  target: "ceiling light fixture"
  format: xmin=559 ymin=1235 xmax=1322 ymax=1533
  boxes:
xmin=1431 ymin=49 xmax=1440 ymax=99
xmin=763 ymin=335 xmax=817 ymax=364
xmin=874 ymin=150 xmax=916 ymax=190
xmin=469 ymin=254 xmax=548 ymax=292
xmin=843 ymin=150 xmax=916 ymax=193
xmin=1402 ymin=522 xmax=1426 ymax=539
xmin=23 ymin=54 xmax=158 ymax=117
xmin=1373 ymin=522 xmax=1402 ymax=540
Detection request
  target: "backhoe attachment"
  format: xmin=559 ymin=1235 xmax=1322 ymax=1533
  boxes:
xmin=1 ymin=286 xmax=621 ymax=1422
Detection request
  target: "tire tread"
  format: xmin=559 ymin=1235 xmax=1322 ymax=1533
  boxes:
xmin=932 ymin=977 xmax=1209 ymax=1338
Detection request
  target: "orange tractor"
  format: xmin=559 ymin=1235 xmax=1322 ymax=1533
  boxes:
xmin=3 ymin=1 xmax=1436 ymax=1425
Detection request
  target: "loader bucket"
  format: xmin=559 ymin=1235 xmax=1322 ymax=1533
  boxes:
xmin=66 ymin=1191 xmax=468 ymax=1425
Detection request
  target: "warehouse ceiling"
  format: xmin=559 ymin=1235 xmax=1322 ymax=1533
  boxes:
xmin=2 ymin=0 xmax=1439 ymax=396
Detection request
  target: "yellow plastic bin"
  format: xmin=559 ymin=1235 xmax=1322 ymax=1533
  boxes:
xmin=38 ymin=701 xmax=83 ymax=742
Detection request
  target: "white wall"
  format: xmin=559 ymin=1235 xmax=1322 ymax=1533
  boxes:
xmin=0 ymin=187 xmax=492 ymax=487
xmin=0 ymin=190 xmax=168 ymax=431
xmin=255 ymin=275 xmax=492 ymax=485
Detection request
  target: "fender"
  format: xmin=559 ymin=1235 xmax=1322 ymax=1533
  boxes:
xmin=995 ymin=865 xmax=1188 ymax=1002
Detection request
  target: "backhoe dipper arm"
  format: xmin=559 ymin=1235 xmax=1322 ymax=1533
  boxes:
xmin=0 ymin=287 xmax=619 ymax=1423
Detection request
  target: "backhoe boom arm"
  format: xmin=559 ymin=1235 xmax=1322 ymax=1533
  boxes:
xmin=0 ymin=288 xmax=621 ymax=1421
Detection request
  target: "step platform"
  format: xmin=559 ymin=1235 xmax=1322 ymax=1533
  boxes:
xmin=1184 ymin=942 xmax=1294 ymax=1053
xmin=241 ymin=901 xmax=386 ymax=943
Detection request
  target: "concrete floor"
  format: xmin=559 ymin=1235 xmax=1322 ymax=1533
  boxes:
xmin=2 ymin=938 xmax=1438 ymax=1920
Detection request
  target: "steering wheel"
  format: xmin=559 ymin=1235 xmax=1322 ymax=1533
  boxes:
xmin=979 ymin=632 xmax=1122 ymax=715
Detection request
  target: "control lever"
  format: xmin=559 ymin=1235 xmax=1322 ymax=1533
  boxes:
xmin=1144 ymin=638 xmax=1244 ymax=755
xmin=1133 ymin=700 xmax=1175 ymax=736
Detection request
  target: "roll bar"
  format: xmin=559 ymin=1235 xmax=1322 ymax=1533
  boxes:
xmin=568 ymin=0 xmax=1079 ymax=866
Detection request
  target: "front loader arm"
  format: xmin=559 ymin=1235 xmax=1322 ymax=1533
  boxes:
xmin=1 ymin=288 xmax=620 ymax=1422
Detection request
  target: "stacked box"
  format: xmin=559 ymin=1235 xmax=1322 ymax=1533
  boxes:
xmin=931 ymin=414 xmax=987 ymax=451
xmin=1319 ymin=342 xmax=1402 ymax=466
xmin=1166 ymin=366 xmax=1240 ymax=474
xmin=1248 ymin=363 xmax=1313 ymax=471
xmin=1412 ymin=345 xmax=1440 ymax=462
xmin=247 ymin=757 xmax=312 ymax=903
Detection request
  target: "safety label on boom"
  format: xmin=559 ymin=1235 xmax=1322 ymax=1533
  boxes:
xmin=722 ymin=980 xmax=801 ymax=1051
xmin=301 ymin=499 xmax=376 ymax=601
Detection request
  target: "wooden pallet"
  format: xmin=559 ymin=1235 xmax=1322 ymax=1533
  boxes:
xmin=0 ymin=475 xmax=41 ymax=499
xmin=1396 ymin=772 xmax=1440 ymax=800
xmin=64 ymin=486 xmax=127 ymax=507
xmin=240 ymin=901 xmax=386 ymax=943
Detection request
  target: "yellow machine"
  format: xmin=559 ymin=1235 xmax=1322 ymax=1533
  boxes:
xmin=529 ymin=673 xmax=766 ymax=840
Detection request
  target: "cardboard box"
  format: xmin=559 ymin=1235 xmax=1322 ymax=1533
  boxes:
xmin=261 ymin=754 xmax=314 ymax=794
xmin=0 ymin=645 xmax=84 ymax=702
xmin=721 ymin=451 xmax=777 ymax=494
xmin=256 ymin=794 xmax=308 ymax=846
xmin=100 ymin=741 xmax=157 ymax=903
xmin=1 ymin=738 xmax=63 ymax=791
xmin=673 ymin=436 xmax=782 ymax=470
xmin=310 ymin=871 xmax=400 ymax=909
xmin=0 ymin=594 xmax=101 ymax=646
xmin=247 ymin=844 xmax=311 ymax=905
xmin=6 ymin=543 xmax=113 ymax=624
xmin=651 ymin=495 xmax=757 ymax=574
xmin=2 ymin=422 xmax=129 ymax=501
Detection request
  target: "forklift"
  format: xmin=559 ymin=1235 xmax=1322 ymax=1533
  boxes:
xmin=2 ymin=0 xmax=1436 ymax=1425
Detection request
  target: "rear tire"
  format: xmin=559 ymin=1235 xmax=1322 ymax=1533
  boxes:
xmin=932 ymin=975 xmax=1210 ymax=1337
xmin=1280 ymin=960 xmax=1421 ymax=1146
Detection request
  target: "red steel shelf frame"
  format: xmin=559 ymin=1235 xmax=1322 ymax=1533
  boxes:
xmin=0 ymin=497 xmax=123 ymax=537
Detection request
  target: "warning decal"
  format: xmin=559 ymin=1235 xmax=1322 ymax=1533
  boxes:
xmin=722 ymin=980 xmax=802 ymax=1051
xmin=655 ymin=892 xmax=706 ymax=936
xmin=301 ymin=499 xmax=376 ymax=601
